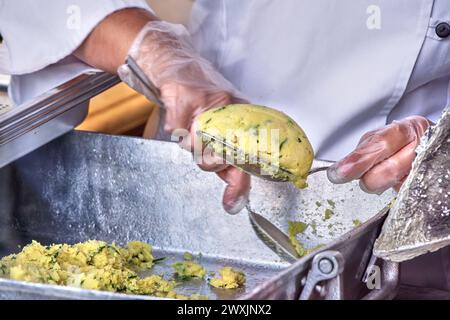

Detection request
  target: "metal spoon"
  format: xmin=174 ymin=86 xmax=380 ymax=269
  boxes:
xmin=126 ymin=57 xmax=332 ymax=178
xmin=197 ymin=131 xmax=330 ymax=182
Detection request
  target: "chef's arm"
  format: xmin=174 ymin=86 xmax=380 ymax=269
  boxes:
xmin=74 ymin=8 xmax=155 ymax=74
xmin=76 ymin=7 xmax=251 ymax=215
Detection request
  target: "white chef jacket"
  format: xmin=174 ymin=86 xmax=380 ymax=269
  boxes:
xmin=190 ymin=0 xmax=450 ymax=161
xmin=1 ymin=0 xmax=449 ymax=161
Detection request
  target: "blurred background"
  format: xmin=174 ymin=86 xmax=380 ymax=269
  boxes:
xmin=0 ymin=0 xmax=194 ymax=138
xmin=148 ymin=0 xmax=193 ymax=25
xmin=0 ymin=74 xmax=9 ymax=107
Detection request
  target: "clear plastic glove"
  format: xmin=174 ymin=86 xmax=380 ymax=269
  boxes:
xmin=327 ymin=116 xmax=430 ymax=194
xmin=117 ymin=20 xmax=250 ymax=214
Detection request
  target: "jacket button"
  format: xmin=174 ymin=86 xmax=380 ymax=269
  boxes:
xmin=436 ymin=22 xmax=450 ymax=38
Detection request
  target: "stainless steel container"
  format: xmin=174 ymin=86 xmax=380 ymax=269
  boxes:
xmin=0 ymin=131 xmax=394 ymax=299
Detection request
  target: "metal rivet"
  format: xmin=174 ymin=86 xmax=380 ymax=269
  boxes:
xmin=318 ymin=258 xmax=334 ymax=274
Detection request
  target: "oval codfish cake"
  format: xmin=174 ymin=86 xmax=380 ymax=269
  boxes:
xmin=197 ymin=104 xmax=314 ymax=188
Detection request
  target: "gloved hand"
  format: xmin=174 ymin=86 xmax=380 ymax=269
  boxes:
xmin=327 ymin=116 xmax=431 ymax=194
xmin=118 ymin=20 xmax=250 ymax=214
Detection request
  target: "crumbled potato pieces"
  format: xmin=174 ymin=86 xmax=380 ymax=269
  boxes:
xmin=0 ymin=240 xmax=198 ymax=299
xmin=209 ymin=267 xmax=246 ymax=289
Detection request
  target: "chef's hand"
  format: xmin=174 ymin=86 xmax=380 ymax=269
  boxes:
xmin=117 ymin=20 xmax=240 ymax=131
xmin=327 ymin=116 xmax=430 ymax=194
xmin=119 ymin=20 xmax=252 ymax=214
xmin=74 ymin=9 xmax=250 ymax=214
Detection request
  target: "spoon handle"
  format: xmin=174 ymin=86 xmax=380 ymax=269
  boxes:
xmin=308 ymin=166 xmax=331 ymax=175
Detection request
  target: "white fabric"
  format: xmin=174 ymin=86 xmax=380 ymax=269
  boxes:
xmin=0 ymin=0 xmax=152 ymax=105
xmin=190 ymin=0 xmax=450 ymax=160
xmin=2 ymin=0 xmax=450 ymax=160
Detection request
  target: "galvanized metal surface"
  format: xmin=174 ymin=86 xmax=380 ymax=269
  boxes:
xmin=0 ymin=131 xmax=393 ymax=299
xmin=243 ymin=206 xmax=400 ymax=300
xmin=374 ymin=107 xmax=450 ymax=262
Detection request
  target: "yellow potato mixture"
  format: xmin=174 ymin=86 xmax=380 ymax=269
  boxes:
xmin=0 ymin=240 xmax=245 ymax=298
xmin=209 ymin=267 xmax=246 ymax=289
xmin=0 ymin=240 xmax=204 ymax=299
xmin=172 ymin=261 xmax=207 ymax=280
xmin=197 ymin=104 xmax=314 ymax=188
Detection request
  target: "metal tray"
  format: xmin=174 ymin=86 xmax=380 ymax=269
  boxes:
xmin=0 ymin=72 xmax=119 ymax=168
xmin=0 ymin=131 xmax=393 ymax=299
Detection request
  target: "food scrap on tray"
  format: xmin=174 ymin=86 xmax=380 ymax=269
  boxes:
xmin=0 ymin=240 xmax=246 ymax=299
xmin=172 ymin=261 xmax=207 ymax=280
xmin=209 ymin=267 xmax=246 ymax=289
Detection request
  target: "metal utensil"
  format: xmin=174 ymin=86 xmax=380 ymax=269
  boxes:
xmin=127 ymin=56 xmax=332 ymax=179
xmin=246 ymin=205 xmax=299 ymax=262
xmin=198 ymin=130 xmax=330 ymax=182
xmin=126 ymin=56 xmax=164 ymax=108
xmin=299 ymin=250 xmax=345 ymax=300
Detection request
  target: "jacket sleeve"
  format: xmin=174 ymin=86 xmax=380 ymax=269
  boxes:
xmin=0 ymin=0 xmax=152 ymax=75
